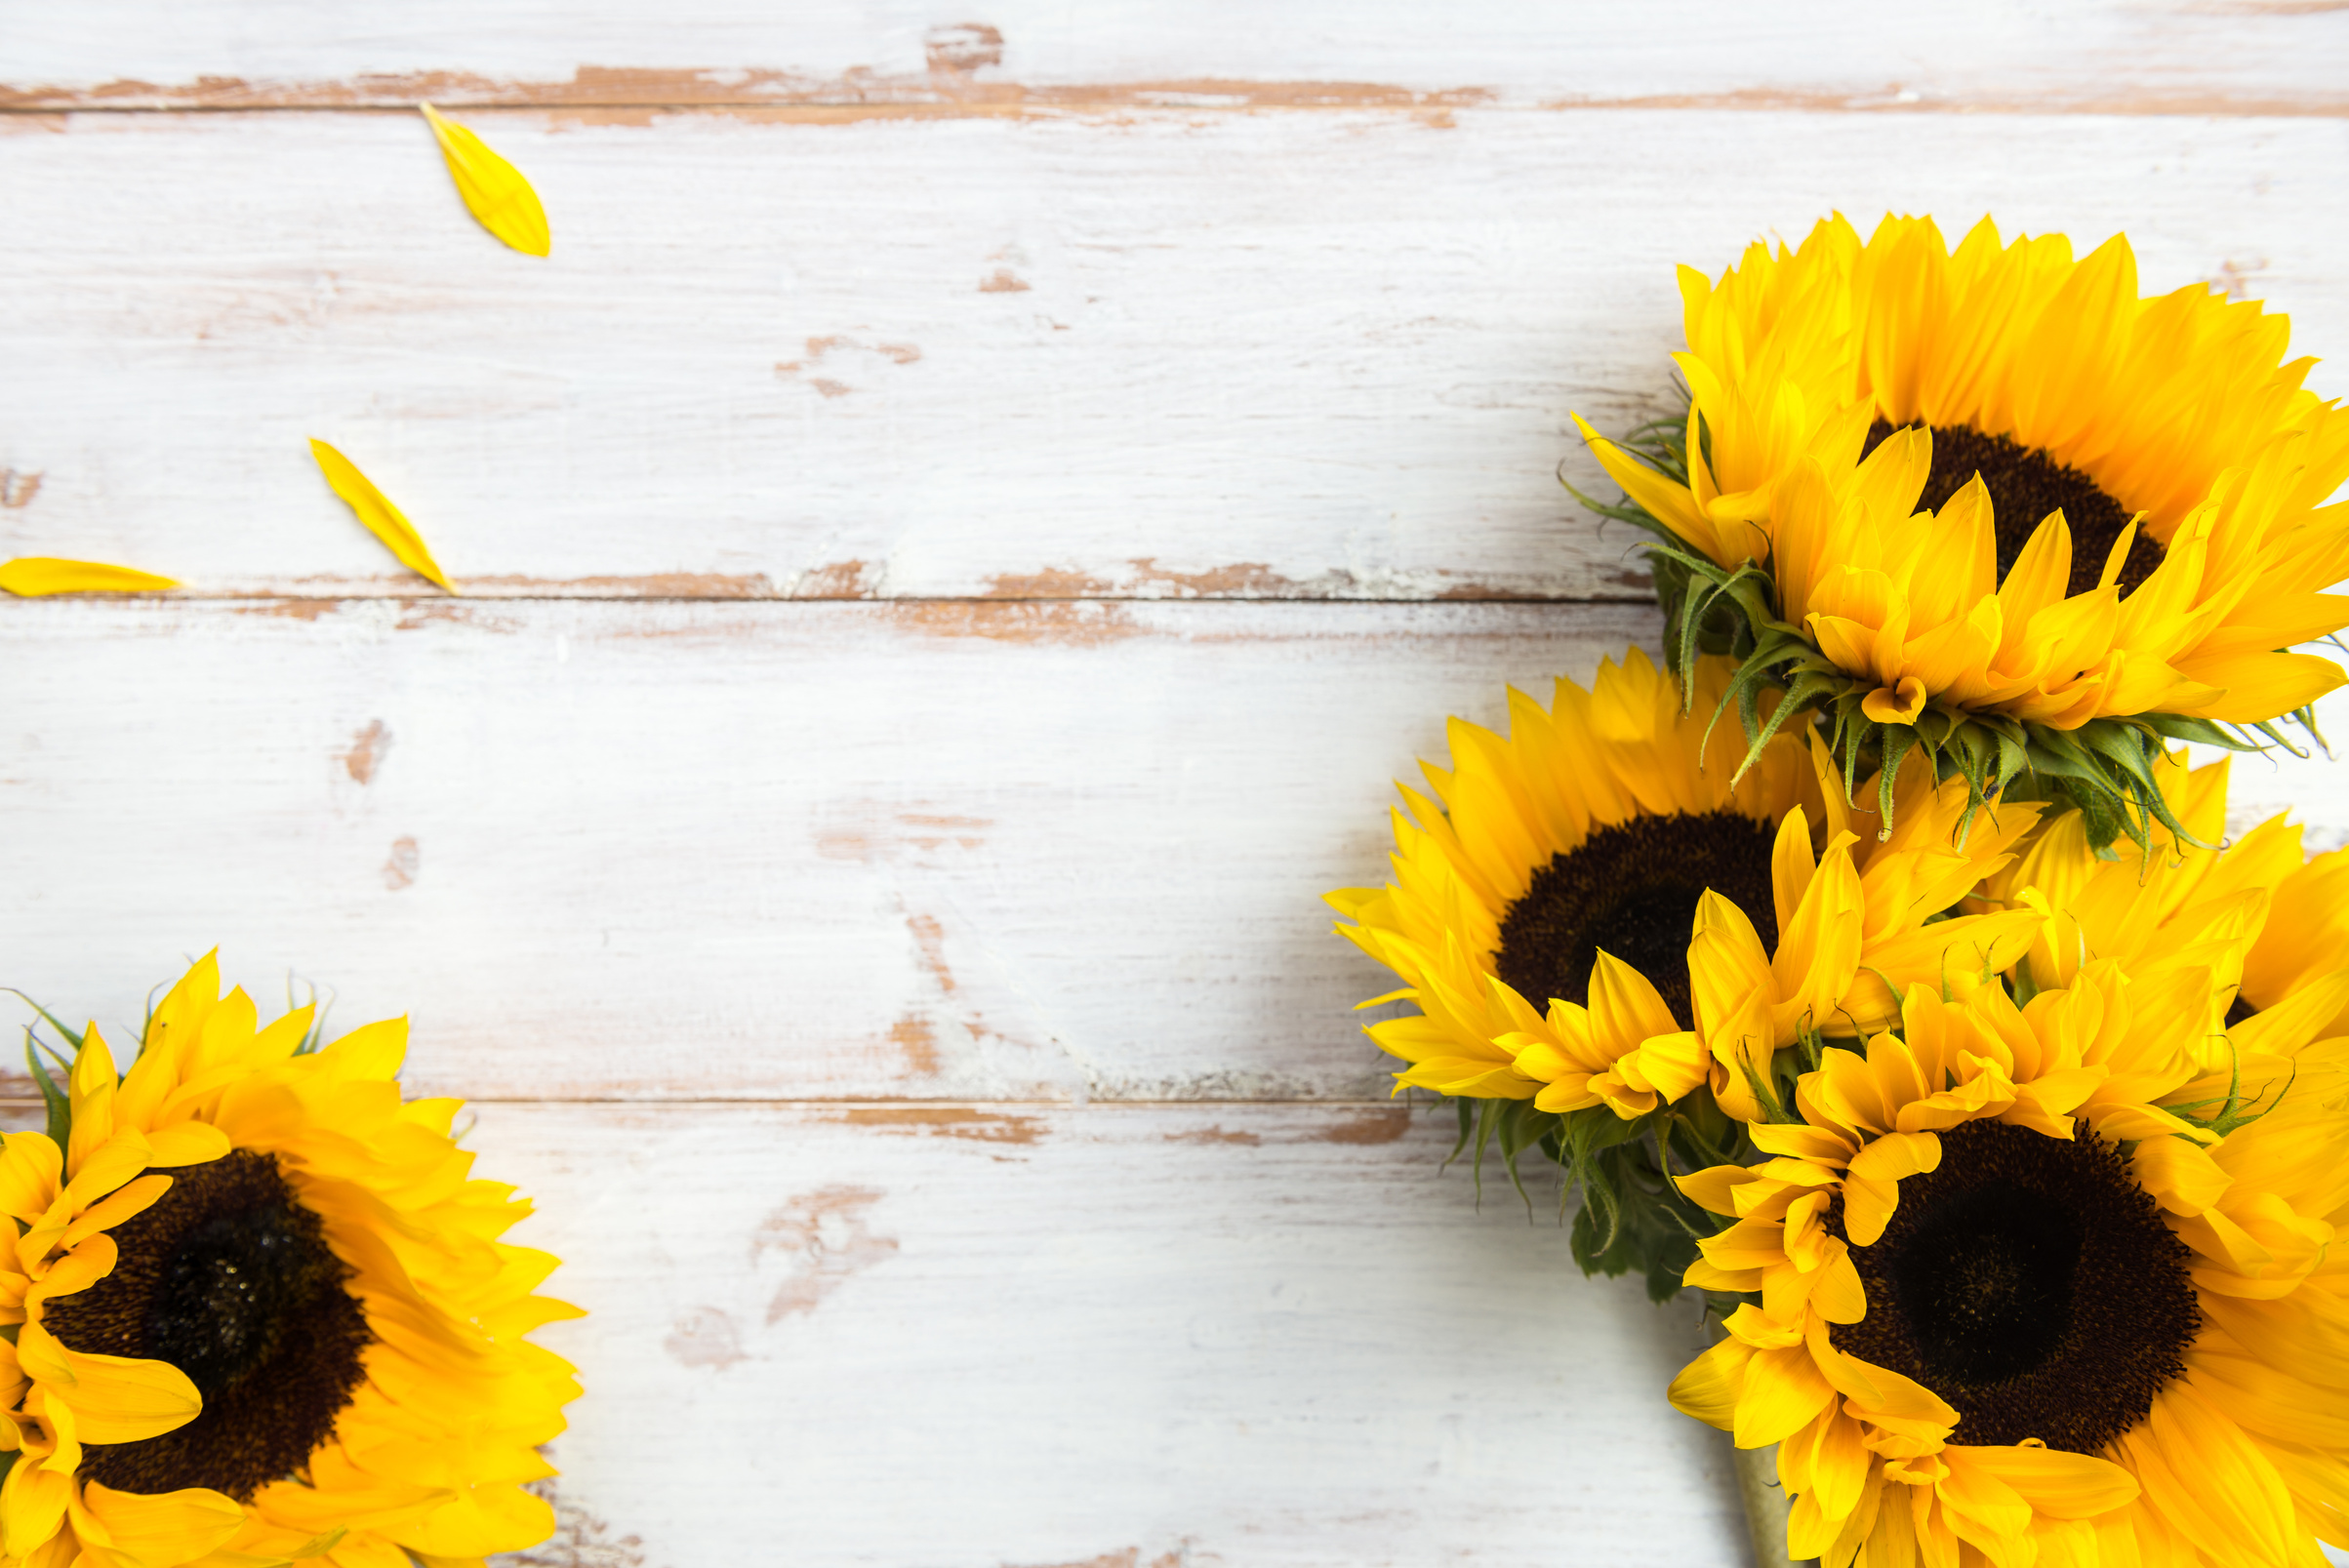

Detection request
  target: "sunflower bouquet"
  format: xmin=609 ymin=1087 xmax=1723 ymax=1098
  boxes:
xmin=0 ymin=952 xmax=579 ymax=1568
xmin=1330 ymin=215 xmax=2349 ymax=1566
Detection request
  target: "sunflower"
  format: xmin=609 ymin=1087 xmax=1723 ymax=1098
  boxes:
xmin=1671 ymin=960 xmax=2349 ymax=1565
xmin=1571 ymin=213 xmax=2349 ymax=843
xmin=1325 ymin=649 xmax=2044 ymax=1125
xmin=0 ymin=953 xmax=580 ymax=1568
xmin=1975 ymin=749 xmax=2349 ymax=1046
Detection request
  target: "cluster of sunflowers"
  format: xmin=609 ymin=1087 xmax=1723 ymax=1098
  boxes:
xmin=0 ymin=955 xmax=577 ymax=1568
xmin=1331 ymin=215 xmax=2349 ymax=1566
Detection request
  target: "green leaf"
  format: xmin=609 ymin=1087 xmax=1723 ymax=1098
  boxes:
xmin=1569 ymin=1165 xmax=1628 ymax=1272
xmin=1564 ymin=1121 xmax=1727 ymax=1301
xmin=1569 ymin=1185 xmax=1635 ymax=1277
xmin=1643 ymin=1223 xmax=1703 ymax=1304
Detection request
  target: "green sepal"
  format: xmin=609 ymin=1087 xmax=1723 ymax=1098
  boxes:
xmin=286 ymin=976 xmax=336 ymax=1056
xmin=1618 ymin=554 xmax=2251 ymax=854
xmin=1565 ymin=411 xmax=2327 ymax=853
xmin=2165 ymin=1033 xmax=2292 ymax=1140
xmin=1875 ymin=724 xmax=1920 ymax=827
xmin=3 ymin=991 xmax=82 ymax=1051
xmin=1466 ymin=1097 xmax=1500 ymax=1206
xmin=1496 ymin=1099 xmax=1564 ymax=1215
xmin=24 ymin=1032 xmax=68 ymax=1150
xmin=1442 ymin=1096 xmax=1476 ymax=1171
xmin=2137 ymin=711 xmax=2259 ymax=752
xmin=1445 ymin=1096 xmax=1565 ymax=1215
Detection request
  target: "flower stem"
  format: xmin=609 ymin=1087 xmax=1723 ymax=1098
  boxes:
xmin=1731 ymin=1439 xmax=1805 ymax=1568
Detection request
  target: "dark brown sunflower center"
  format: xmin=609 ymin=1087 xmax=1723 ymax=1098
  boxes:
xmin=1493 ymin=809 xmax=1777 ymax=1029
xmin=1829 ymin=1119 xmax=2198 ymax=1453
xmin=1860 ymin=421 xmax=2161 ymax=600
xmin=44 ymin=1148 xmax=372 ymax=1501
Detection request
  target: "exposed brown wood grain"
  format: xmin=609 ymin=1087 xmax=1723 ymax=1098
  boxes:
xmin=8 ymin=107 xmax=2336 ymax=606
xmin=0 ymin=69 xmax=1497 ymax=115
xmin=79 ymin=574 xmax=1663 ymax=606
xmin=8 ymin=69 xmax=2346 ymax=119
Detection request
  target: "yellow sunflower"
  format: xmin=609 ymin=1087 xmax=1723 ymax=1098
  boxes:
xmin=1975 ymin=750 xmax=2349 ymax=1046
xmin=1571 ymin=213 xmax=2349 ymax=841
xmin=1326 ymin=649 xmax=2044 ymax=1124
xmin=0 ymin=953 xmax=579 ymax=1568
xmin=1672 ymin=961 xmax=2349 ymax=1566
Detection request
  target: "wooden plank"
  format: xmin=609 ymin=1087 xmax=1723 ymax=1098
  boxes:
xmin=0 ymin=596 xmax=1667 ymax=1103
xmin=11 ymin=21 xmax=2342 ymax=1568
xmin=467 ymin=1099 xmax=1748 ymax=1566
xmin=10 ymin=596 xmax=2346 ymax=1106
xmin=1 ymin=110 xmax=2343 ymax=601
xmin=0 ymin=1100 xmax=1747 ymax=1558
xmin=8 ymin=0 xmax=2347 ymax=116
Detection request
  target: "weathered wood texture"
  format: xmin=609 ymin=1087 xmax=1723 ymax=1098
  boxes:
xmin=0 ymin=110 xmax=2341 ymax=600
xmin=8 ymin=0 xmax=2346 ymax=114
xmin=476 ymin=1100 xmax=1747 ymax=1567
xmin=0 ymin=1094 xmax=1744 ymax=1561
xmin=11 ymin=597 xmax=2347 ymax=1110
xmin=9 ymin=9 xmax=2349 ymax=1567
xmin=1 ymin=597 xmax=1669 ymax=1102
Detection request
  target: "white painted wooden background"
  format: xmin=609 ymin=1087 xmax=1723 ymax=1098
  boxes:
xmin=5 ymin=5 xmax=2349 ymax=1564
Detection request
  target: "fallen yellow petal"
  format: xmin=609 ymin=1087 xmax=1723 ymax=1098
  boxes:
xmin=0 ymin=558 xmax=177 ymax=596
xmin=308 ymin=440 xmax=455 ymax=592
xmin=421 ymin=102 xmax=550 ymax=257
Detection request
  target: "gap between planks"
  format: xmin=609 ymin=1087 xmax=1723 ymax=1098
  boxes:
xmin=16 ymin=589 xmax=1654 ymax=606
xmin=0 ymin=1099 xmax=1420 ymax=1106
xmin=6 ymin=77 xmax=2346 ymax=120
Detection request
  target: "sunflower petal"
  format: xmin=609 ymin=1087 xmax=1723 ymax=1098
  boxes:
xmin=1668 ymin=1335 xmax=1750 ymax=1429
xmin=0 ymin=560 xmax=176 ymax=597
xmin=16 ymin=1322 xmax=198 ymax=1445
xmin=71 ymin=1478 xmax=246 ymax=1564
xmin=309 ymin=440 xmax=456 ymax=593
xmin=420 ymin=103 xmax=550 ymax=257
xmin=1951 ymin=1443 xmax=2139 ymax=1519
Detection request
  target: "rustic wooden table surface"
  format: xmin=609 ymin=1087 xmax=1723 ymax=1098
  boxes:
xmin=6 ymin=6 xmax=2349 ymax=1564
